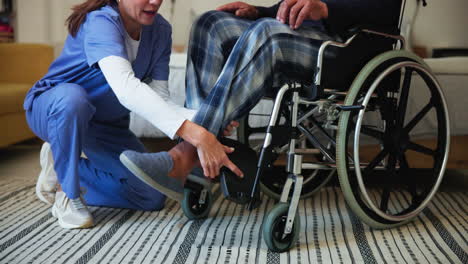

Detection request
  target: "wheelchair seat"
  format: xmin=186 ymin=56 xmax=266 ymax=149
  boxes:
xmin=320 ymin=29 xmax=397 ymax=91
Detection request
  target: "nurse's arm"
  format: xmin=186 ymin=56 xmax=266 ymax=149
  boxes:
xmin=149 ymin=80 xmax=197 ymax=121
xmin=99 ymin=55 xmax=187 ymax=139
xmin=98 ymin=55 xmax=242 ymax=178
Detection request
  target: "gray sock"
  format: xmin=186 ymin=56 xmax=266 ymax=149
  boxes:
xmin=120 ymin=150 xmax=184 ymax=202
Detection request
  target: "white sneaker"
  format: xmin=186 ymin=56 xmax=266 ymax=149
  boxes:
xmin=36 ymin=142 xmax=58 ymax=205
xmin=51 ymin=190 xmax=94 ymax=229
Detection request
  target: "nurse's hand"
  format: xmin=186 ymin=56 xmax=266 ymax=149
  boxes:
xmin=216 ymin=2 xmax=259 ymax=19
xmin=196 ymin=132 xmax=244 ymax=179
xmin=177 ymin=120 xmax=244 ymax=179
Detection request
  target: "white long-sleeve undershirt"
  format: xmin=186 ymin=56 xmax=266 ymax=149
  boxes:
xmin=148 ymin=79 xmax=197 ymax=121
xmin=98 ymin=55 xmax=196 ymax=139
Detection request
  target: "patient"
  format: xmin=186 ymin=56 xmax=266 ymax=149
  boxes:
xmin=121 ymin=0 xmax=401 ymax=200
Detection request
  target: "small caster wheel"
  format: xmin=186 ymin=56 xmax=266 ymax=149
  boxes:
xmin=181 ymin=188 xmax=212 ymax=220
xmin=262 ymin=203 xmax=301 ymax=252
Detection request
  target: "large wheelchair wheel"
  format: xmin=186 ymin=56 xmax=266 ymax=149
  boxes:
xmin=336 ymin=50 xmax=450 ymax=229
xmin=238 ymin=100 xmax=335 ymax=200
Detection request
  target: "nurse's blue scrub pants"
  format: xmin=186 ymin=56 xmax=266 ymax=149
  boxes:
xmin=26 ymin=83 xmax=166 ymax=211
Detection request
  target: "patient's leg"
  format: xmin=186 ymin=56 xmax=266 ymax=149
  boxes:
xmin=191 ymin=18 xmax=334 ymax=135
xmin=185 ymin=11 xmax=252 ymax=109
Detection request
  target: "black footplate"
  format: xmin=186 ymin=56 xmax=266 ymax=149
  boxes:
xmin=219 ymin=137 xmax=259 ymax=205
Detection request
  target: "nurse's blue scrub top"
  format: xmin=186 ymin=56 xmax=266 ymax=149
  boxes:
xmin=24 ymin=5 xmax=172 ymax=122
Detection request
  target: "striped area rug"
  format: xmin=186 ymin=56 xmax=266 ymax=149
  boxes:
xmin=0 ymin=179 xmax=467 ymax=264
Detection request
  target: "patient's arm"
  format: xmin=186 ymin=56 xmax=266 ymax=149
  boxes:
xmin=248 ymin=0 xmax=401 ymax=35
xmin=216 ymin=2 xmax=260 ymax=19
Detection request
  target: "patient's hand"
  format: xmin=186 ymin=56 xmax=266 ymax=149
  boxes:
xmin=216 ymin=2 xmax=259 ymax=20
xmin=277 ymin=0 xmax=329 ymax=30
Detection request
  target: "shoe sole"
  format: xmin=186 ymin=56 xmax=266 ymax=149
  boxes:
xmin=36 ymin=143 xmax=56 ymax=205
xmin=120 ymin=153 xmax=184 ymax=202
xmin=51 ymin=206 xmax=94 ymax=229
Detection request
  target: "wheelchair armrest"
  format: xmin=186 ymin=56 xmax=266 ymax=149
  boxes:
xmin=344 ymin=25 xmax=400 ymax=39
xmin=314 ymin=26 xmax=404 ymax=87
xmin=315 ymin=36 xmax=359 ymax=86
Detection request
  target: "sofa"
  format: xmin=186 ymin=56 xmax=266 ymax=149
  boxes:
xmin=0 ymin=43 xmax=54 ymax=148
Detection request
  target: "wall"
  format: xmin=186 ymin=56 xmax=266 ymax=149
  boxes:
xmin=14 ymin=0 xmax=275 ymax=51
xmin=407 ymin=0 xmax=468 ymax=51
xmin=13 ymin=0 xmax=468 ymax=53
xmin=14 ymin=0 xmax=175 ymax=54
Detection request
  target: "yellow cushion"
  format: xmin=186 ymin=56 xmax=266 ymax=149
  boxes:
xmin=0 ymin=83 xmax=31 ymax=114
xmin=0 ymin=112 xmax=35 ymax=148
xmin=0 ymin=43 xmax=53 ymax=84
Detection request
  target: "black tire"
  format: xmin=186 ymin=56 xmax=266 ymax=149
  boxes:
xmin=181 ymin=188 xmax=213 ymax=220
xmin=262 ymin=203 xmax=301 ymax=252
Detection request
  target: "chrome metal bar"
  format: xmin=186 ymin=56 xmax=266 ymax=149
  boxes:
xmin=262 ymin=85 xmax=290 ymax=149
xmin=280 ymin=177 xmax=294 ymax=203
xmin=295 ymin=148 xmax=321 ymax=154
xmin=268 ymin=85 xmax=290 ymax=128
xmin=308 ymin=116 xmax=337 ymax=146
xmin=293 ymin=154 xmax=303 ymax=175
xmin=315 ymin=34 xmax=359 ymax=86
xmin=301 ymin=163 xmax=392 ymax=170
xmin=284 ymin=175 xmax=303 ymax=235
xmin=298 ymin=124 xmax=335 ymax=162
xmin=302 ymin=163 xmax=333 ymax=170
xmin=297 ymin=95 xmax=337 ymax=123
xmin=292 ymin=92 xmax=299 ymax=128
xmin=287 ymin=92 xmax=300 ymax=172
xmin=361 ymin=29 xmax=406 ymax=49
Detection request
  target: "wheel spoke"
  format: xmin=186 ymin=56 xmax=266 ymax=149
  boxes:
xmin=407 ymin=141 xmax=436 ymax=156
xmin=380 ymin=188 xmax=391 ymax=212
xmin=404 ymin=100 xmax=434 ymax=133
xmin=361 ymin=126 xmax=385 ymax=141
xmin=399 ymin=154 xmax=418 ymax=199
xmin=396 ymin=69 xmax=413 ymax=128
xmin=378 ymin=154 xmax=397 ymax=212
xmin=363 ymin=148 xmax=389 ymax=174
xmin=399 ymin=153 xmax=409 ymax=170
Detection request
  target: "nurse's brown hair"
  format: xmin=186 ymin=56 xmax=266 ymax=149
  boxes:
xmin=67 ymin=0 xmax=118 ymax=37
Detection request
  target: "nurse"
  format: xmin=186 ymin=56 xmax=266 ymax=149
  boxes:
xmin=25 ymin=0 xmax=242 ymax=229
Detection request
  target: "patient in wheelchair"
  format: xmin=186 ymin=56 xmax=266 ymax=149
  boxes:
xmin=121 ymin=0 xmax=402 ymax=206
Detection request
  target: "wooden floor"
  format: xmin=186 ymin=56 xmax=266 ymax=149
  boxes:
xmin=359 ymin=135 xmax=468 ymax=169
xmin=140 ymin=135 xmax=468 ymax=169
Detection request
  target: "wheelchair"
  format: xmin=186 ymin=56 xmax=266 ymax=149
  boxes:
xmin=181 ymin=0 xmax=450 ymax=253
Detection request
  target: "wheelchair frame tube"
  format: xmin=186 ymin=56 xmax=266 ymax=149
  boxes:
xmin=283 ymin=91 xmax=303 ymax=236
xmin=315 ymin=35 xmax=359 ymax=86
xmin=249 ymin=85 xmax=292 ymax=209
xmin=262 ymin=84 xmax=291 ymax=149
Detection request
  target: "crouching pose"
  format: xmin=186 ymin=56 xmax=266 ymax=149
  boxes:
xmin=27 ymin=0 xmax=242 ymax=229
xmin=121 ymin=0 xmax=400 ymax=199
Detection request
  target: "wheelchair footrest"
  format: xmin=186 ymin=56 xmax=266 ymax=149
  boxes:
xmin=219 ymin=138 xmax=260 ymax=206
